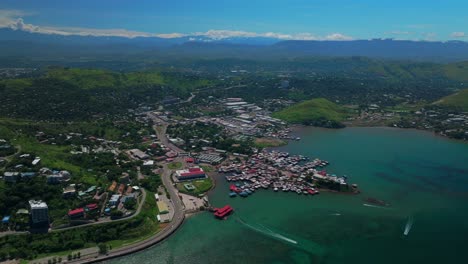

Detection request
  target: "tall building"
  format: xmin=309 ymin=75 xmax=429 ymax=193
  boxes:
xmin=29 ymin=200 xmax=49 ymax=225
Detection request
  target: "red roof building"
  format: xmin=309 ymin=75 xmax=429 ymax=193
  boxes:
xmin=68 ymin=208 xmax=85 ymax=218
xmin=175 ymin=167 xmax=206 ymax=181
xmin=86 ymin=203 xmax=99 ymax=211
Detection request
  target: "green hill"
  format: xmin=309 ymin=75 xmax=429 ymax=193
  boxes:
xmin=443 ymin=61 xmax=468 ymax=82
xmin=272 ymin=98 xmax=349 ymax=128
xmin=434 ymin=89 xmax=468 ymax=111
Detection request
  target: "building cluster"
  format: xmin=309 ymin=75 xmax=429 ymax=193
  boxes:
xmin=0 ymin=67 xmax=37 ymax=78
xmin=35 ymin=131 xmax=121 ymax=155
xmin=218 ymin=150 xmax=355 ymax=197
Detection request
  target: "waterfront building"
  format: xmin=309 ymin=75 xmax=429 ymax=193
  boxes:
xmin=175 ymin=167 xmax=206 ymax=181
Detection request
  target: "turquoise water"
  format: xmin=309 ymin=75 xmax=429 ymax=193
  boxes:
xmin=110 ymin=127 xmax=468 ymax=264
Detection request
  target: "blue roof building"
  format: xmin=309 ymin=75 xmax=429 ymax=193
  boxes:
xmin=2 ymin=216 xmax=10 ymax=224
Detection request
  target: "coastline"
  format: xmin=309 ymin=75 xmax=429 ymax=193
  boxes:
xmin=35 ymin=125 xmax=462 ymax=263
xmin=289 ymin=123 xmax=467 ymax=144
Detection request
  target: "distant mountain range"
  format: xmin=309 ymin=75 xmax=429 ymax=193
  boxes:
xmin=1 ymin=28 xmax=468 ymax=62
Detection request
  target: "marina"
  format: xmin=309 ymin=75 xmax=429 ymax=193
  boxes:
xmin=218 ymin=150 xmax=356 ymax=197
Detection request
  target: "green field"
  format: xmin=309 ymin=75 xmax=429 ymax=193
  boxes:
xmin=177 ymin=178 xmax=213 ymax=196
xmin=272 ymin=98 xmax=350 ymax=127
xmin=434 ymin=89 xmax=468 ymax=111
xmin=167 ymin=162 xmax=183 ymax=170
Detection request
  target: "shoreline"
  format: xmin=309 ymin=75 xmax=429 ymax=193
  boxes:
xmin=28 ymin=124 xmax=462 ymax=263
xmin=289 ymin=124 xmax=467 ymax=144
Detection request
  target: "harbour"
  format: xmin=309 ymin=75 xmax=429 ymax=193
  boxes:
xmin=219 ymin=150 xmax=356 ymax=198
xmin=109 ymin=127 xmax=468 ymax=264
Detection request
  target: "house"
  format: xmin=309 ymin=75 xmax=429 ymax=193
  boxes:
xmin=63 ymin=185 xmax=76 ymax=198
xmin=68 ymin=208 xmax=85 ymax=219
xmin=157 ymin=201 xmax=169 ymax=214
xmin=165 ymin=151 xmax=178 ymax=158
xmin=85 ymin=203 xmax=99 ymax=212
xmin=2 ymin=216 xmax=10 ymax=225
xmin=129 ymin=149 xmax=149 ymax=160
xmin=20 ymin=172 xmax=36 ymax=179
xmin=3 ymin=172 xmax=19 ymax=183
xmin=121 ymin=192 xmax=138 ymax=204
xmin=117 ymin=184 xmax=125 ymax=194
xmin=109 ymin=194 xmax=121 ymax=206
xmin=32 ymin=157 xmax=41 ymax=166
xmin=108 ymin=181 xmax=117 ymax=192
xmin=46 ymin=170 xmax=71 ymax=184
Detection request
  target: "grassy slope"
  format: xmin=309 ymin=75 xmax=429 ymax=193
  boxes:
xmin=443 ymin=61 xmax=468 ymax=82
xmin=0 ymin=118 xmax=120 ymax=185
xmin=272 ymin=98 xmax=349 ymax=124
xmin=1 ymin=68 xmax=216 ymax=92
xmin=45 ymin=68 xmax=215 ymax=90
xmin=434 ymin=88 xmax=468 ymax=111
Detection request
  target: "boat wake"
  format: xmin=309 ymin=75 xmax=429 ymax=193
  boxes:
xmin=403 ymin=216 xmax=414 ymax=236
xmin=236 ymin=217 xmax=297 ymax=245
xmin=330 ymin=213 xmax=341 ymax=216
xmin=235 ymin=217 xmax=327 ymax=256
xmin=260 ymin=224 xmax=298 ymax=245
xmin=363 ymin=203 xmax=390 ymax=209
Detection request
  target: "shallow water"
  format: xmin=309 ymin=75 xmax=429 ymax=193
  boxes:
xmin=109 ymin=127 xmax=468 ymax=264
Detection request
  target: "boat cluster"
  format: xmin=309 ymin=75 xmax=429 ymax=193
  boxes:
xmin=219 ymin=150 xmax=349 ymax=197
xmin=263 ymin=128 xmax=300 ymax=141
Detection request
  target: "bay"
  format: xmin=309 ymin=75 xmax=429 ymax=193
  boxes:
xmin=110 ymin=127 xmax=468 ymax=264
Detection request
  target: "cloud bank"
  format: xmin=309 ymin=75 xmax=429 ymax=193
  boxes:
xmin=451 ymin=32 xmax=465 ymax=38
xmin=0 ymin=9 xmax=353 ymax=41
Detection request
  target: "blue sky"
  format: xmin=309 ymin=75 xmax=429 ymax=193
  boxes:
xmin=0 ymin=0 xmax=466 ymax=40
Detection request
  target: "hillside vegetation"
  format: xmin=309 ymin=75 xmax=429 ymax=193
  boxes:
xmin=0 ymin=68 xmax=217 ymax=120
xmin=434 ymin=89 xmax=468 ymax=111
xmin=272 ymin=98 xmax=350 ymax=128
xmin=443 ymin=61 xmax=468 ymax=82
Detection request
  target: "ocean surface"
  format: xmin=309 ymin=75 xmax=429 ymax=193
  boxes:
xmin=109 ymin=127 xmax=468 ymax=264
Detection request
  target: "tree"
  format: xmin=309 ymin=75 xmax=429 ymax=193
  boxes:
xmin=110 ymin=209 xmax=123 ymax=219
xmin=98 ymin=243 xmax=108 ymax=255
xmin=124 ymin=199 xmax=136 ymax=210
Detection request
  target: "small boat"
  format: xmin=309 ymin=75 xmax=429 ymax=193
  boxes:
xmin=239 ymin=191 xmax=249 ymax=197
xmin=404 ymin=216 xmax=413 ymax=236
xmin=274 ymin=187 xmax=278 ymax=192
xmin=229 ymin=192 xmax=237 ymax=197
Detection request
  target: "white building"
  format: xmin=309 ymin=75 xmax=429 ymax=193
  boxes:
xmin=29 ymin=200 xmax=49 ymax=225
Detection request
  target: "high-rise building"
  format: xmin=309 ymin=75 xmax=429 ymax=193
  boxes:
xmin=29 ymin=200 xmax=49 ymax=225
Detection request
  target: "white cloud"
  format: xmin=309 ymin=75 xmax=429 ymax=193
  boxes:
xmin=0 ymin=9 xmax=353 ymax=41
xmin=325 ymin=33 xmax=353 ymax=40
xmin=423 ymin=32 xmax=437 ymax=41
xmin=451 ymin=32 xmax=465 ymax=38
xmin=387 ymin=31 xmax=412 ymax=35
